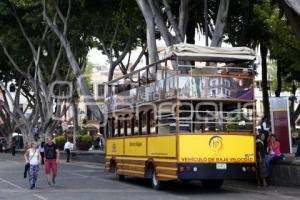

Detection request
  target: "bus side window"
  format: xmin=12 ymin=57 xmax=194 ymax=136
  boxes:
xmin=106 ymin=118 xmax=110 ymax=138
xmin=142 ymin=112 xmax=147 ymax=135
xmin=134 ymin=113 xmax=139 ymax=135
xmin=131 ymin=113 xmax=135 ymax=136
xmin=118 ymin=115 xmax=124 ymax=137
xmin=111 ymin=118 xmax=116 ymax=137
xmin=149 ymin=110 xmax=156 ymax=134
xmin=138 ymin=112 xmax=143 ymax=135
xmin=124 ymin=114 xmax=131 ymax=136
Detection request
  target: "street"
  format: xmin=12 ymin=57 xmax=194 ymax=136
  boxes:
xmin=0 ymin=153 xmax=299 ymax=200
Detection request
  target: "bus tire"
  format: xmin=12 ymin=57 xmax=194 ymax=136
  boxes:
xmin=151 ymin=168 xmax=162 ymax=190
xmin=110 ymin=162 xmax=125 ymax=181
xmin=201 ymin=179 xmax=224 ymax=189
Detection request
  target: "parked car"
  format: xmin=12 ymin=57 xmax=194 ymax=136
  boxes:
xmin=0 ymin=137 xmax=8 ymax=152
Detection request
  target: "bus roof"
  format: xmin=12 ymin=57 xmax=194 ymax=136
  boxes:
xmin=161 ymin=43 xmax=256 ymax=62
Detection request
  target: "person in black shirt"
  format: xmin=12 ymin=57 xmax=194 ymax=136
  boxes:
xmin=44 ymin=136 xmax=60 ymax=185
xmin=256 ymin=132 xmax=267 ymax=187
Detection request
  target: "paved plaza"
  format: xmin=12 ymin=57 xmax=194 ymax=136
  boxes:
xmin=0 ymin=153 xmax=300 ymax=200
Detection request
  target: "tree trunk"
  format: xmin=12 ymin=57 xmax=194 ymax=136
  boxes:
xmin=260 ymin=44 xmax=270 ymax=121
xmin=211 ymin=0 xmax=230 ymax=47
xmin=282 ymin=0 xmax=300 ymax=41
xmin=43 ymin=7 xmax=104 ymax=123
xmin=136 ymin=0 xmax=159 ymax=64
xmin=178 ymin=0 xmax=190 ymax=40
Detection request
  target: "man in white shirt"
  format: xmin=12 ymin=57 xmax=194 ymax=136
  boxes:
xmin=260 ymin=116 xmax=270 ymax=149
xmin=64 ymin=140 xmax=73 ymax=162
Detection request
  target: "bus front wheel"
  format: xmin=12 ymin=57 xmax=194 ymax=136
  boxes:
xmin=201 ymin=179 xmax=224 ymax=189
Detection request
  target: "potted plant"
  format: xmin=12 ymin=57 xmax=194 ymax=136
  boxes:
xmin=55 ymin=135 xmax=66 ymax=150
xmin=76 ymin=130 xmax=92 ymax=151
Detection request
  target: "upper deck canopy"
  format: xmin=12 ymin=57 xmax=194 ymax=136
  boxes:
xmin=161 ymin=43 xmax=256 ymax=62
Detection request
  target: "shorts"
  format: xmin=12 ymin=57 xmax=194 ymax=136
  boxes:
xmin=45 ymin=159 xmax=57 ymax=175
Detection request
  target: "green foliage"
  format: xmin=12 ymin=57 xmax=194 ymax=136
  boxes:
xmin=78 ymin=129 xmax=88 ymax=135
xmin=81 ymin=119 xmax=87 ymax=125
xmin=82 ymin=62 xmax=93 ymax=92
xmin=55 ymin=135 xmax=65 ymax=147
xmin=75 ymin=130 xmax=92 ymax=149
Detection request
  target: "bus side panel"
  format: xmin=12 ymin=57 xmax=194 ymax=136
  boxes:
xmin=106 ymin=138 xmax=124 ymax=156
xmin=178 ymin=134 xmax=255 ymax=163
xmin=124 ymin=137 xmax=147 ymax=156
xmin=147 ymin=135 xmax=177 ymax=157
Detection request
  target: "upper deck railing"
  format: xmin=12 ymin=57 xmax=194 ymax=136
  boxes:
xmin=105 ymin=65 xmax=255 ymax=112
xmin=105 ymin=44 xmax=256 ymax=112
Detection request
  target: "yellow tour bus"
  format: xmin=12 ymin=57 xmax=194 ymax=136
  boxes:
xmin=104 ymin=44 xmax=257 ymax=190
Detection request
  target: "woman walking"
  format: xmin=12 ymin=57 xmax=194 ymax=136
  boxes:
xmin=24 ymin=142 xmax=41 ymax=189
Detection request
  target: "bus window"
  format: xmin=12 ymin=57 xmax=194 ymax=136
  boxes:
xmin=106 ymin=119 xmax=110 ymax=137
xmin=125 ymin=114 xmax=131 ymax=136
xmin=134 ymin=114 xmax=139 ymax=135
xmin=131 ymin=113 xmax=135 ymax=135
xmin=157 ymin=104 xmax=176 ymax=134
xmin=138 ymin=112 xmax=143 ymax=135
xmin=117 ymin=116 xmax=122 ymax=136
xmin=179 ymin=104 xmax=193 ymax=133
xmin=149 ymin=110 xmax=156 ymax=134
xmin=141 ymin=112 xmax=147 ymax=135
xmin=112 ymin=118 xmax=116 ymax=137
xmin=223 ymin=103 xmax=254 ymax=132
xmin=193 ymin=103 xmax=218 ymax=133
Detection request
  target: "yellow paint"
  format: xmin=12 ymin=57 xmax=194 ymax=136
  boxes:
xmin=106 ymin=138 xmax=124 ymax=155
xmin=124 ymin=137 xmax=147 ymax=156
xmin=147 ymin=136 xmax=176 ymax=157
xmin=179 ymin=134 xmax=255 ymax=163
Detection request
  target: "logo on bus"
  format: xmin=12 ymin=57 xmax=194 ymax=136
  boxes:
xmin=209 ymin=136 xmax=223 ymax=151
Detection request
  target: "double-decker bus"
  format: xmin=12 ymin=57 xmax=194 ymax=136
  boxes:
xmin=104 ymin=43 xmax=257 ymax=190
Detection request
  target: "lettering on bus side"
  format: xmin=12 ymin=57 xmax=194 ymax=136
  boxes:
xmin=180 ymin=157 xmax=255 ymax=162
xmin=129 ymin=142 xmax=142 ymax=147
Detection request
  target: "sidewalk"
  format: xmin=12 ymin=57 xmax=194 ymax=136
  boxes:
xmin=269 ymin=148 xmax=300 ymax=186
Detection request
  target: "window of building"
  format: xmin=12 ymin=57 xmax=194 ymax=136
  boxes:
xmin=211 ymin=89 xmax=217 ymax=97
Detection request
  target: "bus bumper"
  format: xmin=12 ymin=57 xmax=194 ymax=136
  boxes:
xmin=177 ymin=163 xmax=256 ymax=180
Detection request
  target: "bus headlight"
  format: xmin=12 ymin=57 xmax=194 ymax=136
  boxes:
xmin=193 ymin=167 xmax=198 ymax=172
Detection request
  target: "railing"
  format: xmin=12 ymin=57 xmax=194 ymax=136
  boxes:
xmin=106 ymin=75 xmax=254 ymax=112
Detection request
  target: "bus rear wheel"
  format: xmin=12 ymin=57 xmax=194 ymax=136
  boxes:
xmin=201 ymin=179 xmax=224 ymax=189
xmin=111 ymin=163 xmax=125 ymax=181
xmin=151 ymin=170 xmax=162 ymax=190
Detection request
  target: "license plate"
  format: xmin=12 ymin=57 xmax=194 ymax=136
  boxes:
xmin=216 ymin=163 xmax=227 ymax=170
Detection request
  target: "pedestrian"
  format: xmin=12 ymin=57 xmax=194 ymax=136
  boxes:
xmin=256 ymin=132 xmax=267 ymax=187
xmin=64 ymin=140 xmax=73 ymax=162
xmin=99 ymin=135 xmax=104 ymax=151
xmin=260 ymin=116 xmax=270 ymax=149
xmin=44 ymin=136 xmax=60 ymax=185
xmin=11 ymin=137 xmax=16 ymax=156
xmin=39 ymin=141 xmax=45 ymax=165
xmin=24 ymin=141 xmax=41 ymax=189
xmin=265 ymin=134 xmax=283 ymax=176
